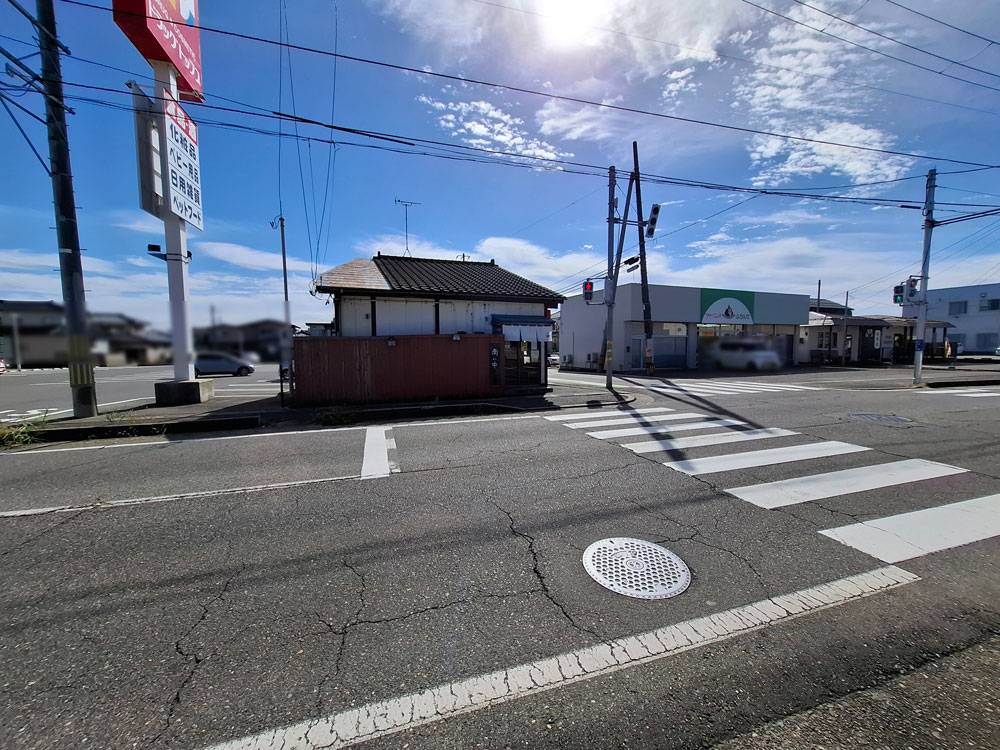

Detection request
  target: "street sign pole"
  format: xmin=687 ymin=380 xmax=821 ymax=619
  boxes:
xmin=153 ymin=61 xmax=194 ymax=382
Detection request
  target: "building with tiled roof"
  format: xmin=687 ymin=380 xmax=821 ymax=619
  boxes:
xmin=295 ymin=255 xmax=564 ymax=404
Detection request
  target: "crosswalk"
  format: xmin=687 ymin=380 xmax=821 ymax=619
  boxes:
xmin=546 ymin=406 xmax=1000 ymax=564
xmin=643 ymin=380 xmax=822 ymax=398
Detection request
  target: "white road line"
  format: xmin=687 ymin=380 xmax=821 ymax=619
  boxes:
xmin=728 ymin=458 xmax=968 ymax=509
xmin=586 ymin=418 xmax=747 ymax=439
xmin=918 ymin=389 xmax=1000 ymax=398
xmin=719 ymin=382 xmax=822 ymax=391
xmin=200 ymin=566 xmax=918 ymax=750
xmin=566 ymin=412 xmax=710 ymax=430
xmin=664 ymin=441 xmax=871 ymax=476
xmin=361 ymin=426 xmax=392 ymax=479
xmin=545 ymin=407 xmax=675 ymax=422
xmin=820 ymin=494 xmax=1000 ymax=563
xmin=0 ymin=474 xmax=361 ymax=518
xmin=625 ymin=428 xmax=799 ymax=454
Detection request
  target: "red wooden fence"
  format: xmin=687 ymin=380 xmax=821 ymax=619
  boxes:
xmin=293 ymin=334 xmax=505 ymax=405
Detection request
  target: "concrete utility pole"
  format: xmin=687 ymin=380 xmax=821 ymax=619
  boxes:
xmin=11 ymin=312 xmax=23 ymax=371
xmin=278 ymin=215 xmax=294 ymax=397
xmin=37 ymin=0 xmax=96 ymax=417
xmin=631 ymin=142 xmax=654 ymax=375
xmin=913 ymin=168 xmax=937 ymax=384
xmin=604 ymin=166 xmax=616 ymax=389
xmin=841 ymin=291 xmax=850 ymax=365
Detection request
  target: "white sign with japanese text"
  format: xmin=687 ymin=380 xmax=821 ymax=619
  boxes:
xmin=162 ymin=89 xmax=203 ymax=229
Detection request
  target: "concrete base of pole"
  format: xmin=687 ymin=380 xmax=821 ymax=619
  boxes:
xmin=154 ymin=379 xmax=215 ymax=407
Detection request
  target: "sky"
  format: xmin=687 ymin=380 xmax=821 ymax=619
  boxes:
xmin=2 ymin=0 xmax=1000 ymax=332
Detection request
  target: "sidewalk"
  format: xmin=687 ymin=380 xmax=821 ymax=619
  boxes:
xmin=25 ymin=382 xmax=638 ymax=442
xmin=714 ymin=634 xmax=1000 ymax=749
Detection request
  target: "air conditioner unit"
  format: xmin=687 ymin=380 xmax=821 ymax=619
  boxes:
xmin=561 ymin=354 xmax=573 ymax=365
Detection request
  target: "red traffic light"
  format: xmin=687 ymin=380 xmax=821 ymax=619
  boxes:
xmin=583 ymin=280 xmax=594 ymax=300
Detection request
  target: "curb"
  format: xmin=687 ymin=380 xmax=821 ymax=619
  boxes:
xmin=34 ymin=415 xmax=261 ymax=442
xmin=925 ymin=379 xmax=1000 ymax=389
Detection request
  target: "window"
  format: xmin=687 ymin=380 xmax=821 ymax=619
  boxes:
xmin=948 ymin=301 xmax=967 ymax=315
xmin=948 ymin=333 xmax=966 ymax=347
xmin=975 ymin=332 xmax=998 ymax=350
xmin=979 ymin=298 xmax=1000 ymax=312
xmin=817 ymin=331 xmax=838 ymax=348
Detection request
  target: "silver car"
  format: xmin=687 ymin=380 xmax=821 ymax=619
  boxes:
xmin=194 ymin=351 xmax=255 ymax=377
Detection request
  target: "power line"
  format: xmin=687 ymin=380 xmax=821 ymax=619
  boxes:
xmin=738 ymin=0 xmax=1000 ymax=96
xmin=882 ymin=0 xmax=1000 ymax=49
xmin=56 ymin=0 xmax=1000 ymax=168
xmin=787 ymin=0 xmax=1000 ymax=81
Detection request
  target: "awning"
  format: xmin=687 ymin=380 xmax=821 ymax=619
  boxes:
xmin=501 ymin=324 xmax=553 ymax=343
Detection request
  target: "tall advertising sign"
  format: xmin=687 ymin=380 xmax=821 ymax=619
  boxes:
xmin=113 ymin=0 xmax=203 ymax=101
xmin=162 ymin=89 xmax=203 ymax=229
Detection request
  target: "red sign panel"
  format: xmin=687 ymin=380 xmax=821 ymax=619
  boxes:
xmin=113 ymin=0 xmax=203 ymax=101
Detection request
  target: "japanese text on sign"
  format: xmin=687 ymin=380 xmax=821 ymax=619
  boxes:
xmin=162 ymin=89 xmax=203 ymax=229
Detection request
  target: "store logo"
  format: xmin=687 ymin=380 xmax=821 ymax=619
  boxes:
xmin=702 ymin=297 xmax=753 ymax=324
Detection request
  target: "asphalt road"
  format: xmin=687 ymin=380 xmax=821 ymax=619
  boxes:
xmin=1 ymin=371 xmax=998 ymax=749
xmin=0 ymin=365 xmax=284 ymax=422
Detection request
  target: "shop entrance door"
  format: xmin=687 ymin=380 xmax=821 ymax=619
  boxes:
xmin=504 ymin=341 xmax=541 ymax=386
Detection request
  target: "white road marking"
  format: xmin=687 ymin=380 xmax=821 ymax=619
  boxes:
xmin=0 ymin=474 xmax=361 ymax=518
xmin=664 ymin=441 xmax=871 ymax=476
xmin=566 ymin=412 xmax=710 ymax=430
xmin=361 ymin=426 xmax=392 ymax=479
xmin=624 ymin=428 xmax=799 ymax=454
xmin=820 ymin=493 xmax=1000 ymax=563
xmin=728 ymin=458 xmax=967 ymax=509
xmin=545 ymin=407 xmax=675 ymax=421
xmin=918 ymin=389 xmax=1000 ymax=398
xmin=200 ymin=566 xmax=918 ymax=750
xmin=586 ymin=418 xmax=747 ymax=439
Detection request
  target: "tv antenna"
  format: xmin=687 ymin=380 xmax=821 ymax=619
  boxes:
xmin=394 ymin=198 xmax=421 ymax=256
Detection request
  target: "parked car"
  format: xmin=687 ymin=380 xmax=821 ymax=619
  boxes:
xmin=547 ymin=353 xmax=560 ymax=367
xmin=0 ymin=358 xmax=6 ymax=374
xmin=712 ymin=339 xmax=781 ymax=371
xmin=194 ymin=351 xmax=255 ymax=377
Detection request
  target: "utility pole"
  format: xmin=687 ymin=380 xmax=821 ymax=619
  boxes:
xmin=632 ymin=142 xmax=654 ymax=375
xmin=37 ymin=0 xmax=96 ymax=417
xmin=840 ymin=291 xmax=849 ymax=365
xmin=815 ymin=280 xmax=821 ymax=313
xmin=278 ymin=215 xmax=294 ymax=397
xmin=395 ymin=198 xmax=420 ymax=256
xmin=913 ymin=168 xmax=937 ymax=384
xmin=603 ymin=166 xmax=615 ymax=390
xmin=11 ymin=312 xmax=23 ymax=371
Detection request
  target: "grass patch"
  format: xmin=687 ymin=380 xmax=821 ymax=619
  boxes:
xmin=313 ymin=408 xmax=356 ymax=426
xmin=0 ymin=416 xmax=49 ymax=449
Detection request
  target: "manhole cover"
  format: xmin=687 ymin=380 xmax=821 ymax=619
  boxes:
xmin=582 ymin=538 xmax=691 ymax=600
xmin=850 ymin=413 xmax=912 ymax=424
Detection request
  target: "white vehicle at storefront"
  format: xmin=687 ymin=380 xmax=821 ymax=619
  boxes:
xmin=712 ymin=339 xmax=782 ymax=371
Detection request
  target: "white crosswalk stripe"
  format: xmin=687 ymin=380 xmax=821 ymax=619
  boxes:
xmin=586 ymin=418 xmax=747 ymax=439
xmin=645 ymin=380 xmax=822 ymax=398
xmin=546 ymin=406 xmax=999 ymax=563
xmin=917 ymin=388 xmax=1000 ymax=398
xmin=663 ymin=441 xmax=871 ymax=476
xmin=727 ymin=459 xmax=967 ymax=509
xmin=543 ymin=407 xmax=676 ymax=422
xmin=820 ymin=494 xmax=1000 ymax=563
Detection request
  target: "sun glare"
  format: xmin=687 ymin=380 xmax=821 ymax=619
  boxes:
xmin=536 ymin=0 xmax=608 ymax=49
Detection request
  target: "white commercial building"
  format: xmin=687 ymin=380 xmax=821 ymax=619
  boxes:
xmin=560 ymin=283 xmax=810 ymax=371
xmin=902 ymin=282 xmax=1000 ymax=354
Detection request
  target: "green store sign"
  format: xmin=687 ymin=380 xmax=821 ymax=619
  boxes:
xmin=700 ymin=288 xmax=755 ymax=325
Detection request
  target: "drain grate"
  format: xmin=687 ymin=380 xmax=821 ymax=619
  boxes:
xmin=582 ymin=538 xmax=691 ymax=600
xmin=850 ymin=413 xmax=912 ymax=424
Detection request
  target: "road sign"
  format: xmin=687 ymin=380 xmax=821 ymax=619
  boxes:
xmin=113 ymin=0 xmax=203 ymax=101
xmin=161 ymin=89 xmax=203 ymax=229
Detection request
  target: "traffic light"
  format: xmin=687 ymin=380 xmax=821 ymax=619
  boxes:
xmin=892 ymin=285 xmax=905 ymax=305
xmin=906 ymin=277 xmax=920 ymax=300
xmin=646 ymin=204 xmax=660 ymax=238
xmin=583 ymin=280 xmax=594 ymax=301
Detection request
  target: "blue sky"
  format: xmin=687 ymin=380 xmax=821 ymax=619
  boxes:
xmin=2 ymin=0 xmax=1000 ymax=330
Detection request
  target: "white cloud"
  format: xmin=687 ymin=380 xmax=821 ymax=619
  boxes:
xmin=0 ymin=249 xmax=128 ymax=277
xmin=110 ymin=211 xmax=165 ymax=235
xmin=194 ymin=242 xmax=313 ymax=273
xmin=417 ymin=95 xmax=573 ymax=160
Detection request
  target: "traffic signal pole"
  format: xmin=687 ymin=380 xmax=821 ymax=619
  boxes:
xmin=604 ymin=166 xmax=616 ymax=390
xmin=912 ymin=168 xmax=936 ymax=385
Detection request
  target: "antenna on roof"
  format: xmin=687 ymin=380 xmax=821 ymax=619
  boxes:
xmin=394 ymin=198 xmax=421 ymax=257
